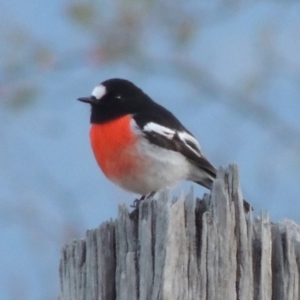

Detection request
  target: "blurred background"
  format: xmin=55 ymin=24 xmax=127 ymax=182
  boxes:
xmin=1 ymin=0 xmax=300 ymax=299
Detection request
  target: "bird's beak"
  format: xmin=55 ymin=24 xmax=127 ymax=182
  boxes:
xmin=77 ymin=97 xmax=97 ymax=104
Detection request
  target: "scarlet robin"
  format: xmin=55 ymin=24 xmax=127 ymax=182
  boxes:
xmin=78 ymin=78 xmax=250 ymax=211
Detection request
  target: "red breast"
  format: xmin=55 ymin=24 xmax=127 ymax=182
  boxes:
xmin=90 ymin=115 xmax=140 ymax=181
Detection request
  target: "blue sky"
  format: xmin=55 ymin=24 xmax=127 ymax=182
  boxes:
xmin=1 ymin=1 xmax=300 ymax=299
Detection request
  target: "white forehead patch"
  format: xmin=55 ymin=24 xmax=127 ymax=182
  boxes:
xmin=91 ymin=85 xmax=106 ymax=100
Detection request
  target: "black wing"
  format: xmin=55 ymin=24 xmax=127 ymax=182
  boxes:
xmin=134 ymin=102 xmax=252 ymax=211
xmin=133 ymin=103 xmax=217 ymax=180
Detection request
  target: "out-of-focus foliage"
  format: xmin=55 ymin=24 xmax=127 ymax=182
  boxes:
xmin=1 ymin=1 xmax=300 ymax=300
xmin=67 ymin=2 xmax=96 ymax=27
xmin=1 ymin=27 xmax=56 ymax=110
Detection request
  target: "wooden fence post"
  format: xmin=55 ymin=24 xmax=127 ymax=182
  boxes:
xmin=58 ymin=164 xmax=300 ymax=300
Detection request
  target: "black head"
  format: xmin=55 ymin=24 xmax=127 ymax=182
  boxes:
xmin=78 ymin=78 xmax=153 ymax=123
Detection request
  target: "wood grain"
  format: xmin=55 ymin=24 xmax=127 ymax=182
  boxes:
xmin=59 ymin=164 xmax=300 ymax=300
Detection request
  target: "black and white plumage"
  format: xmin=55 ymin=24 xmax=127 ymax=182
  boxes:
xmin=133 ymin=101 xmax=217 ymax=190
xmin=78 ymin=78 xmax=250 ymax=211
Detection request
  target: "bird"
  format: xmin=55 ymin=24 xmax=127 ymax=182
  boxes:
xmin=78 ymin=78 xmax=250 ymax=211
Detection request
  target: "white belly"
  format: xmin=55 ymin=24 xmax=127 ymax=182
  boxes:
xmin=112 ymin=140 xmax=191 ymax=195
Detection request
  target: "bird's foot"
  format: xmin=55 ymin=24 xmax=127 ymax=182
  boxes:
xmin=130 ymin=195 xmax=145 ymax=209
xmin=130 ymin=192 xmax=156 ymax=209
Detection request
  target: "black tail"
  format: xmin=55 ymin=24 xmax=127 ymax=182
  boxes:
xmin=194 ymin=179 xmax=252 ymax=213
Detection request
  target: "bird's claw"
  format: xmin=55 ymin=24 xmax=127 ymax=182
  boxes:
xmin=130 ymin=198 xmax=141 ymax=209
xmin=130 ymin=192 xmax=155 ymax=209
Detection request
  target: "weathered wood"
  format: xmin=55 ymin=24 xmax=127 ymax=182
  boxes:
xmin=58 ymin=164 xmax=300 ymax=300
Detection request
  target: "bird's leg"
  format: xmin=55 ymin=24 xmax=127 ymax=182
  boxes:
xmin=130 ymin=195 xmax=146 ymax=208
xmin=146 ymin=191 xmax=156 ymax=199
xmin=130 ymin=192 xmax=156 ymax=208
